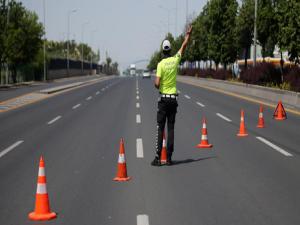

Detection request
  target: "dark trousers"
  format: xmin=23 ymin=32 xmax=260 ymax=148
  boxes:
xmin=155 ymin=98 xmax=178 ymax=159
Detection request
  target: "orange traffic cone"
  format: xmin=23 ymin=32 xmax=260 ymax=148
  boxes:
xmin=237 ymin=109 xmax=248 ymax=137
xmin=114 ymin=138 xmax=131 ymax=181
xmin=28 ymin=156 xmax=56 ymax=221
xmin=196 ymin=118 xmax=213 ymax=148
xmin=160 ymin=132 xmax=167 ymax=164
xmin=257 ymin=105 xmax=265 ymax=128
xmin=273 ymin=101 xmax=287 ymax=120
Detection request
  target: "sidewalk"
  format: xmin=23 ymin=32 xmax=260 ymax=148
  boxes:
xmin=0 ymin=75 xmax=102 ymax=102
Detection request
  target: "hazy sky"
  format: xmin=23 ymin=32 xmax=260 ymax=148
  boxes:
xmin=21 ymin=0 xmax=206 ymax=71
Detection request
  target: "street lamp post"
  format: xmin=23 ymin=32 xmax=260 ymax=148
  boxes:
xmin=5 ymin=0 xmax=10 ymax=84
xmin=81 ymin=21 xmax=89 ymax=74
xmin=254 ymin=0 xmax=258 ymax=67
xmin=158 ymin=5 xmax=170 ymax=34
xmin=90 ymin=30 xmax=97 ymax=74
xmin=67 ymin=9 xmax=77 ymax=75
xmin=43 ymin=0 xmax=46 ymax=81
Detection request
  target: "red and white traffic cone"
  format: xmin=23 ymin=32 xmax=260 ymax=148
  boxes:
xmin=196 ymin=118 xmax=213 ymax=148
xmin=257 ymin=105 xmax=265 ymax=128
xmin=114 ymin=138 xmax=131 ymax=181
xmin=28 ymin=156 xmax=56 ymax=221
xmin=237 ymin=109 xmax=248 ymax=137
xmin=160 ymin=132 xmax=167 ymax=164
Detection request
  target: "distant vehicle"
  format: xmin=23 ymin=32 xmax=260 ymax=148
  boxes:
xmin=142 ymin=70 xmax=151 ymax=78
xmin=130 ymin=64 xmax=136 ymax=76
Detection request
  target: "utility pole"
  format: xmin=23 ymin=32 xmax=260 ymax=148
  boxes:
xmin=253 ymin=0 xmax=258 ymax=67
xmin=43 ymin=0 xmax=46 ymax=81
xmin=67 ymin=9 xmax=77 ymax=75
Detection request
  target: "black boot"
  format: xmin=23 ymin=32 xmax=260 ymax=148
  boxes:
xmin=166 ymin=154 xmax=173 ymax=166
xmin=151 ymin=157 xmax=161 ymax=166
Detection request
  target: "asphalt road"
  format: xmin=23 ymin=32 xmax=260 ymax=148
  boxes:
xmin=0 ymin=76 xmax=300 ymax=225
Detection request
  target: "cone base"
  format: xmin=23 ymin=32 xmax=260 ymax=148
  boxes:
xmin=237 ymin=133 xmax=248 ymax=137
xmin=28 ymin=211 xmax=57 ymax=221
xmin=257 ymin=124 xmax=265 ymax=128
xmin=274 ymin=117 xmax=286 ymax=121
xmin=196 ymin=143 xmax=213 ymax=148
xmin=160 ymin=160 xmax=167 ymax=164
xmin=113 ymin=176 xmax=131 ymax=182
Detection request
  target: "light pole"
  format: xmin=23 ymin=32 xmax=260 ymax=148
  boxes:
xmin=67 ymin=9 xmax=77 ymax=75
xmin=43 ymin=0 xmax=46 ymax=81
xmin=186 ymin=0 xmax=189 ymax=28
xmin=158 ymin=5 xmax=170 ymax=34
xmin=5 ymin=0 xmax=10 ymax=84
xmin=90 ymin=30 xmax=97 ymax=73
xmin=253 ymin=0 xmax=258 ymax=67
xmin=81 ymin=21 xmax=89 ymax=73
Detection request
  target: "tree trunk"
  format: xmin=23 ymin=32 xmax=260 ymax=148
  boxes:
xmin=280 ymin=51 xmax=284 ymax=83
xmin=12 ymin=67 xmax=17 ymax=84
xmin=244 ymin=47 xmax=248 ymax=69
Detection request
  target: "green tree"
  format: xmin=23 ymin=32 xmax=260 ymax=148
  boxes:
xmin=277 ymin=0 xmax=300 ymax=64
xmin=5 ymin=0 xmax=43 ymax=83
xmin=257 ymin=0 xmax=277 ymax=59
xmin=236 ymin=0 xmax=254 ymax=69
xmin=207 ymin=0 xmax=238 ymax=70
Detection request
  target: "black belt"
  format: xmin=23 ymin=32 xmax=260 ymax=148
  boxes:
xmin=159 ymin=93 xmax=178 ymax=100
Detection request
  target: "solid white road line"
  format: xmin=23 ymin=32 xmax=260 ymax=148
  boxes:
xmin=184 ymin=95 xmax=191 ymax=99
xmin=137 ymin=215 xmax=149 ymax=225
xmin=136 ymin=114 xmax=141 ymax=123
xmin=96 ymin=91 xmax=100 ymax=95
xmin=256 ymin=137 xmax=293 ymax=157
xmin=216 ymin=113 xmax=232 ymax=122
xmin=136 ymin=139 xmax=144 ymax=158
xmin=0 ymin=140 xmax=24 ymax=158
xmin=136 ymin=96 xmax=140 ymax=100
xmin=196 ymin=101 xmax=205 ymax=107
xmin=86 ymin=96 xmax=92 ymax=101
xmin=136 ymin=102 xmax=140 ymax=108
xmin=72 ymin=104 xmax=81 ymax=109
xmin=47 ymin=116 xmax=62 ymax=125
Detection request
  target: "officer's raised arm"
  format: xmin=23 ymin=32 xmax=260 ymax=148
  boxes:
xmin=178 ymin=25 xmax=193 ymax=56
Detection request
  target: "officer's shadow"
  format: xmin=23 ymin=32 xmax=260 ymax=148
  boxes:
xmin=171 ymin=156 xmax=217 ymax=166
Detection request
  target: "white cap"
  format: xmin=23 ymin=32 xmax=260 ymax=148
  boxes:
xmin=162 ymin=40 xmax=171 ymax=51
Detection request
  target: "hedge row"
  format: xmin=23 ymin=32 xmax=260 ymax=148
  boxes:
xmin=180 ymin=63 xmax=300 ymax=92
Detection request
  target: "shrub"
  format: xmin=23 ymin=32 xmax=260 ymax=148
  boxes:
xmin=240 ymin=63 xmax=281 ymax=85
xmin=284 ymin=66 xmax=300 ymax=92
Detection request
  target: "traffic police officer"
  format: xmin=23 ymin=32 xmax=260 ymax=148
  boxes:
xmin=151 ymin=26 xmax=193 ymax=166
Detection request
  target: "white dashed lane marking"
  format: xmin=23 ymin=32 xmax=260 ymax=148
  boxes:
xmin=184 ymin=95 xmax=191 ymax=99
xmin=216 ymin=113 xmax=232 ymax=122
xmin=47 ymin=116 xmax=62 ymax=125
xmin=256 ymin=137 xmax=293 ymax=157
xmin=137 ymin=214 xmax=149 ymax=225
xmin=136 ymin=114 xmax=141 ymax=123
xmin=136 ymin=96 xmax=140 ymax=100
xmin=136 ymin=139 xmax=144 ymax=158
xmin=0 ymin=140 xmax=24 ymax=158
xmin=72 ymin=104 xmax=81 ymax=109
xmin=96 ymin=91 xmax=100 ymax=95
xmin=86 ymin=96 xmax=92 ymax=101
xmin=196 ymin=101 xmax=205 ymax=107
xmin=136 ymin=102 xmax=140 ymax=108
